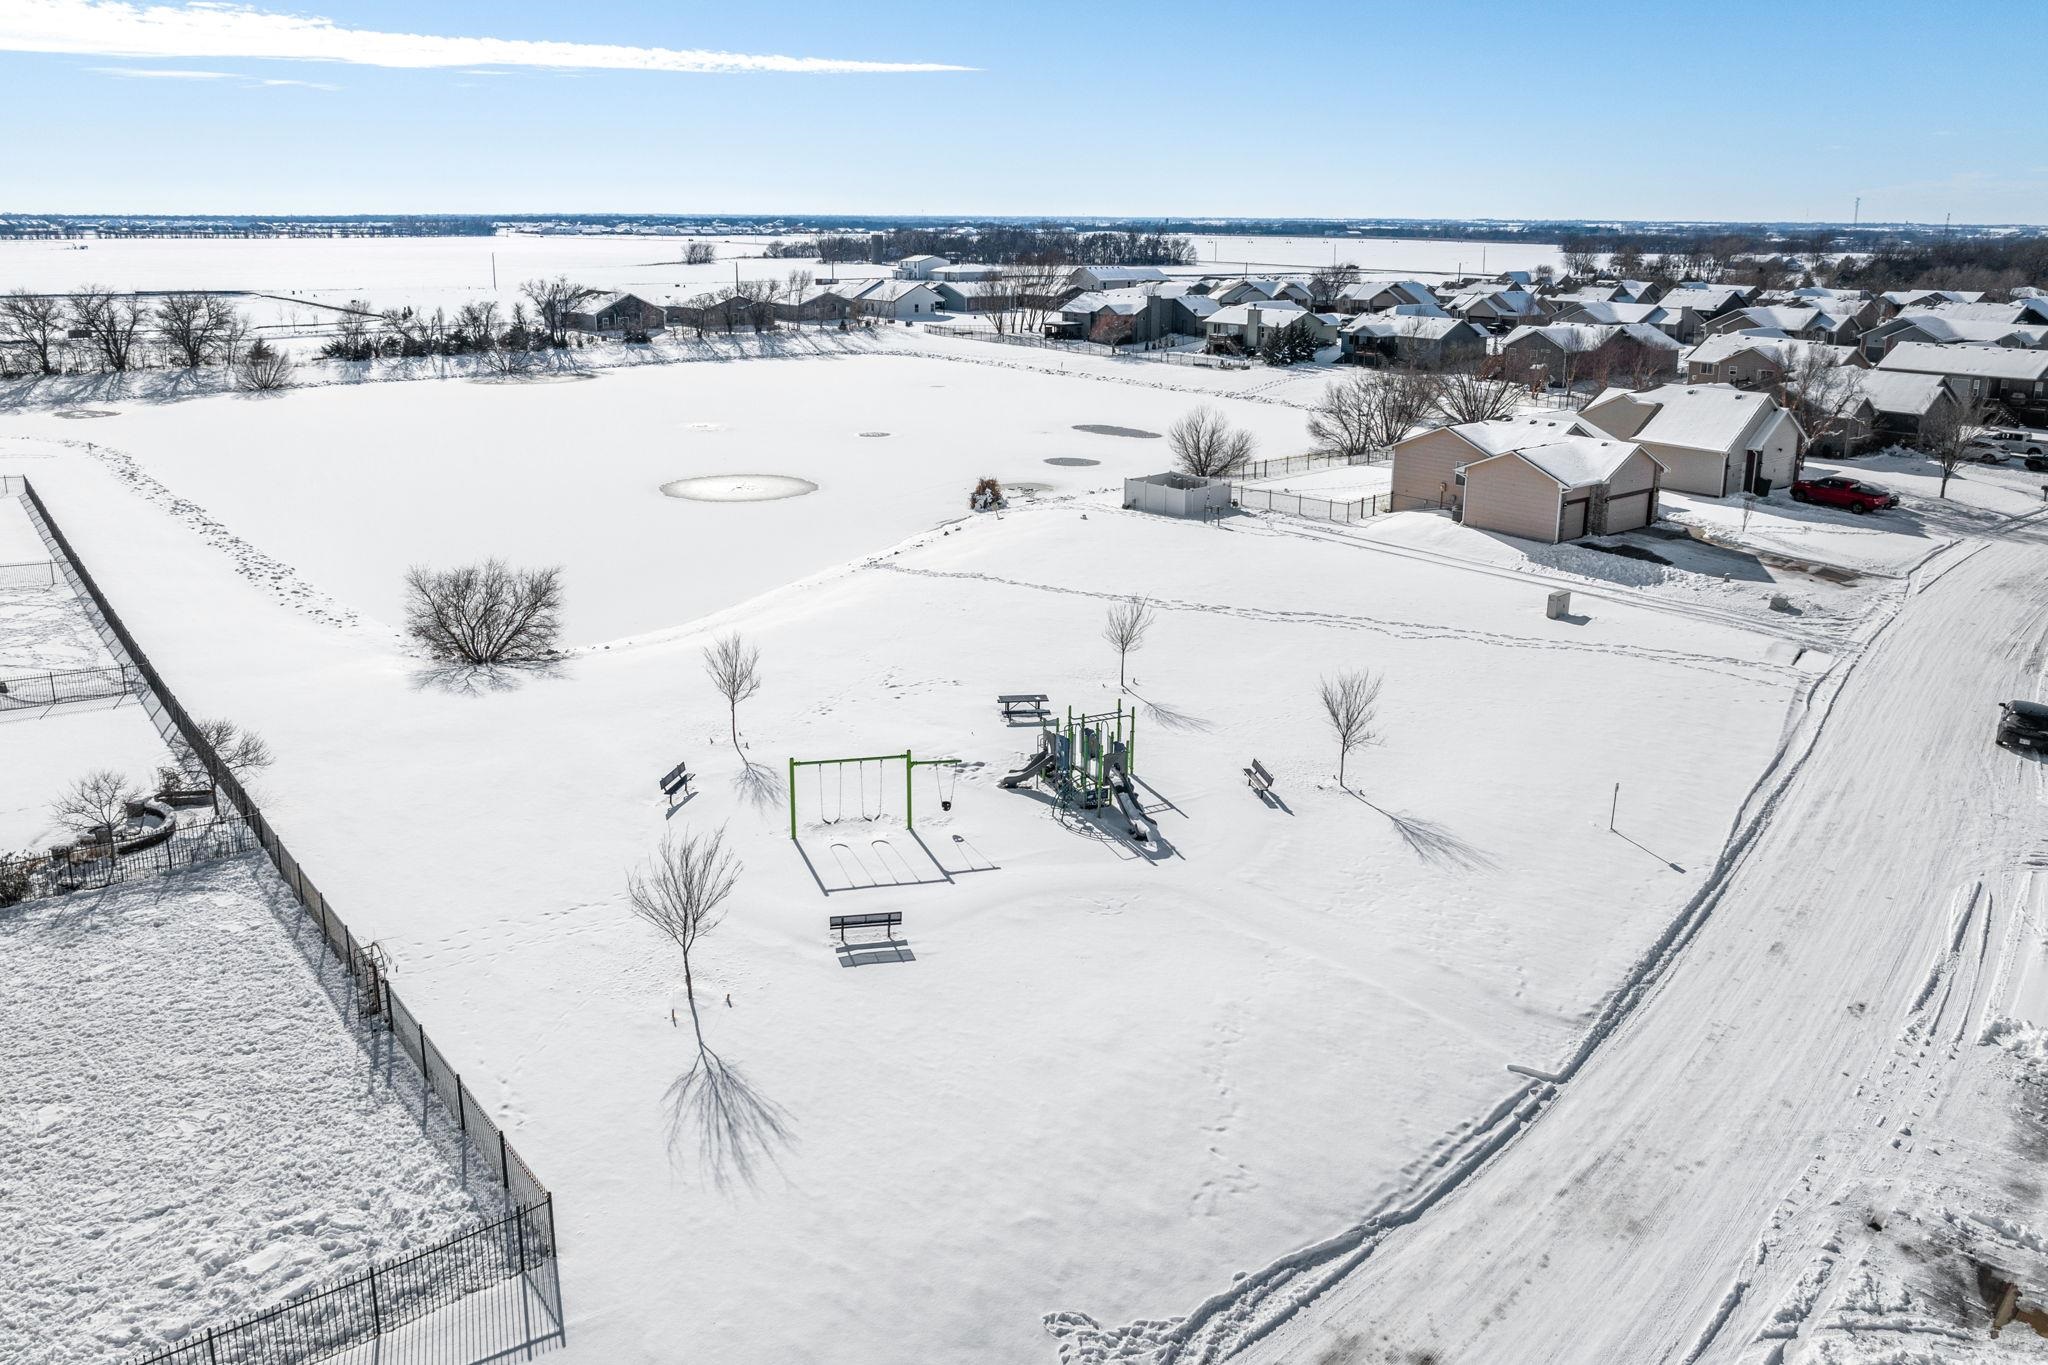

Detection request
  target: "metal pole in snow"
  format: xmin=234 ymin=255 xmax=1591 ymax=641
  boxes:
xmin=1610 ymin=782 xmax=1619 ymax=832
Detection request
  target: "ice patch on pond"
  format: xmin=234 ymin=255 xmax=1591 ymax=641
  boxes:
xmin=859 ymin=431 xmax=890 ymax=438
xmin=661 ymin=474 xmax=819 ymax=503
xmin=1045 ymin=457 xmax=1101 ymax=467
xmin=1073 ymin=423 xmax=1161 ymax=439
xmin=53 ymin=409 xmax=119 ymax=420
xmin=683 ymin=421 xmax=726 ymax=431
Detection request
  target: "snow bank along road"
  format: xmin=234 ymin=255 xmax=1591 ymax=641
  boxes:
xmin=1081 ymin=523 xmax=2048 ymax=1364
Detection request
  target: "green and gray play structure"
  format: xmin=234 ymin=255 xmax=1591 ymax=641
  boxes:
xmin=999 ymin=699 xmax=1152 ymax=843
xmin=788 ymin=749 xmax=960 ymax=840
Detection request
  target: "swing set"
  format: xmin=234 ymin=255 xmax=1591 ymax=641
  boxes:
xmin=787 ymin=749 xmax=960 ymax=841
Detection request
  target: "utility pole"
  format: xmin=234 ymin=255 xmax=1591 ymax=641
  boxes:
xmin=1852 ymin=196 xmax=1860 ymax=229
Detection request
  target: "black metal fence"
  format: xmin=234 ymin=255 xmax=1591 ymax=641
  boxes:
xmin=132 ymin=1201 xmax=558 ymax=1365
xmin=0 ymin=557 xmax=60 ymax=588
xmin=0 ymin=660 xmax=139 ymax=710
xmin=9 ymin=478 xmax=561 ymax=1363
xmin=2 ymin=813 xmax=256 ymax=903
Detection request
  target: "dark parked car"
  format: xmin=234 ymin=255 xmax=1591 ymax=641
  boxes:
xmin=1791 ymin=475 xmax=1899 ymax=514
xmin=1999 ymin=700 xmax=2048 ymax=751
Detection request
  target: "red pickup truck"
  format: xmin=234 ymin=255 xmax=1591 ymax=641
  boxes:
xmin=1791 ymin=475 xmax=1900 ymax=514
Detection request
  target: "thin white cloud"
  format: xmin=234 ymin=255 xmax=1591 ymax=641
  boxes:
xmin=4 ymin=0 xmax=975 ymax=74
xmin=88 ymin=61 xmax=335 ymax=88
xmin=88 ymin=63 xmax=227 ymax=76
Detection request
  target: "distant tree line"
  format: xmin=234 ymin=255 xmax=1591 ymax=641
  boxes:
xmin=1557 ymin=230 xmax=2048 ymax=295
xmin=763 ymin=225 xmax=1197 ymax=268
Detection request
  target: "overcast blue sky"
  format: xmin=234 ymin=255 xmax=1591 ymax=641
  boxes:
xmin=4 ymin=0 xmax=2045 ymax=223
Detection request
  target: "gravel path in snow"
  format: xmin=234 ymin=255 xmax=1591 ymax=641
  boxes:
xmin=0 ymin=856 xmax=503 ymax=1363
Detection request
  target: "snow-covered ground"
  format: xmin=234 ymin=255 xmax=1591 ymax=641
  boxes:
xmin=0 ymin=336 xmax=1831 ymax=1363
xmin=8 ymin=291 xmax=2036 ymax=1363
xmin=0 ymin=856 xmax=504 ymax=1363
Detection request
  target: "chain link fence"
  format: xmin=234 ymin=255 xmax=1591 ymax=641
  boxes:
xmin=0 ymin=558 xmax=60 ymax=588
xmin=0 ymin=660 xmax=140 ymax=710
xmin=10 ymin=478 xmax=561 ymax=1364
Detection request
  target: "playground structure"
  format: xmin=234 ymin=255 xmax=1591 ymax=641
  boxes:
xmin=1000 ymin=699 xmax=1152 ymax=844
xmin=788 ymin=749 xmax=960 ymax=841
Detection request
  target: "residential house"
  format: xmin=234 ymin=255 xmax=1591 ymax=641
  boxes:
xmin=1336 ymin=279 xmax=1442 ymax=314
xmin=1876 ymin=341 xmax=2048 ymax=422
xmin=1682 ymin=333 xmax=1862 ymax=389
xmin=1580 ymin=383 xmax=1803 ymax=497
xmin=774 ymin=285 xmax=859 ymax=325
xmin=1659 ymin=283 xmax=1753 ymax=320
xmin=892 ymin=254 xmax=950 ymax=280
xmin=1879 ymin=289 xmax=1985 ymax=314
xmin=1389 ymin=413 xmax=1663 ymax=540
xmin=839 ymin=278 xmax=944 ymax=319
xmin=1847 ymin=370 xmax=1957 ymax=448
xmin=1203 ymin=302 xmax=1339 ymax=353
xmin=1858 ymin=313 xmax=2048 ymax=361
xmin=1339 ymin=315 xmax=1487 ymax=369
xmin=1066 ymin=265 xmax=1171 ymax=293
xmin=1704 ymin=305 xmax=1864 ymax=346
xmin=569 ymin=291 xmax=668 ymax=335
xmin=1200 ymin=277 xmax=1313 ymax=307
xmin=1045 ymin=290 xmax=1180 ymax=346
xmin=1553 ymin=299 xmax=1702 ymax=342
xmin=1495 ymin=322 xmax=1682 ymax=388
xmin=1444 ymin=285 xmax=1548 ymax=331
xmin=929 ymin=263 xmax=1004 ymax=283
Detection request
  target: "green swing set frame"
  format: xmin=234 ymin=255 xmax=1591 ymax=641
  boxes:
xmin=787 ymin=750 xmax=960 ymax=840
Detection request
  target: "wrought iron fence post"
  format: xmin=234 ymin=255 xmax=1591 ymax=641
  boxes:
xmin=499 ymin=1130 xmax=509 ymax=1189
xmin=205 ymin=1327 xmax=218 ymax=1364
xmin=368 ymin=1262 xmax=382 ymax=1335
xmin=515 ymin=1200 xmax=528 ymax=1273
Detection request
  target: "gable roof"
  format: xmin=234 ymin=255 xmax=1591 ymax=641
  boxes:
xmin=1683 ymin=332 xmax=1857 ymax=371
xmin=1495 ymin=436 xmax=1654 ymax=489
xmin=1341 ymin=314 xmax=1473 ymax=340
xmin=1853 ymin=369 xmax=1951 ymax=417
xmin=1877 ymin=315 xmax=2046 ymax=347
xmin=1206 ymin=300 xmax=1310 ymax=328
xmin=1440 ymin=412 xmax=1604 ymax=456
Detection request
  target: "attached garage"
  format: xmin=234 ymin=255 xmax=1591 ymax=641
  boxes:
xmin=1458 ymin=436 xmax=1664 ymax=544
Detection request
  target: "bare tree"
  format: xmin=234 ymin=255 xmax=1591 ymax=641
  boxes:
xmin=1307 ymin=260 xmax=1361 ymax=309
xmin=1318 ymin=669 xmax=1383 ymax=789
xmin=160 ymin=717 xmax=273 ymax=791
xmin=155 ymin=293 xmax=239 ymax=370
xmin=1169 ymin=405 xmax=1257 ymax=478
xmin=1779 ymin=346 xmax=1866 ymax=463
xmin=237 ymin=339 xmax=295 ymax=391
xmin=71 ymin=287 xmax=148 ymax=372
xmin=0 ymin=290 xmax=66 ymax=374
xmin=1435 ymin=357 xmax=1522 ymax=424
xmin=1012 ymin=256 xmax=1071 ymax=335
xmin=703 ymin=633 xmax=763 ymax=754
xmin=977 ymin=271 xmax=1019 ymax=333
xmin=403 ymin=560 xmax=564 ymax=666
xmin=1311 ymin=369 xmax=1438 ymax=456
xmin=628 ymin=826 xmax=741 ymax=1050
xmin=1101 ymin=597 xmax=1156 ymax=689
xmin=1922 ymin=391 xmax=1995 ymax=498
xmin=217 ymin=308 xmax=250 ymax=376
xmin=522 ymin=275 xmax=598 ymax=347
xmin=51 ymin=769 xmax=142 ymax=843
xmin=324 ymin=301 xmax=378 ymax=361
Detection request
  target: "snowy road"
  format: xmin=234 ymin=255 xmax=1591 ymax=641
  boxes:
xmin=1112 ymin=521 xmax=2048 ymax=1364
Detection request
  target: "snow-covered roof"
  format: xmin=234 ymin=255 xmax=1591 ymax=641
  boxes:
xmin=1500 ymin=436 xmax=1651 ymax=489
xmin=894 ymin=254 xmax=948 ymax=265
xmin=1852 ymin=369 xmax=1950 ymax=417
xmin=1620 ymin=384 xmax=1779 ymax=454
xmin=1071 ymin=265 xmax=1169 ymax=286
xmin=1503 ymin=322 xmax=1680 ymax=353
xmin=1340 ymin=314 xmax=1470 ymax=340
xmin=1881 ymin=315 xmax=2046 ymax=346
xmin=1683 ymin=333 xmax=1856 ymax=370
xmin=1444 ymin=413 xmax=1603 ymax=456
xmin=1557 ymin=301 xmax=1667 ymax=326
xmin=1341 ymin=279 xmax=1438 ymax=309
xmin=1663 ymin=284 xmax=1746 ymax=311
xmin=1882 ymin=289 xmax=1985 ymax=307
xmin=1725 ymin=305 xmax=1853 ymax=334
xmin=1879 ymin=341 xmax=2048 ymax=382
xmin=1059 ymin=290 xmax=1150 ymax=318
xmin=1206 ymin=301 xmax=1310 ymax=328
xmin=842 ymin=279 xmax=940 ymax=303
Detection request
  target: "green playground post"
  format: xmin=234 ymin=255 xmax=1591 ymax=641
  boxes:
xmin=903 ymin=748 xmax=914 ymax=827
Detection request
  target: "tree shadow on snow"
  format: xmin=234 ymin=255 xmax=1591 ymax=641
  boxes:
xmin=1349 ymin=791 xmax=1498 ymax=872
xmin=408 ymin=659 xmax=567 ymax=696
xmin=664 ymin=1045 xmax=795 ymax=1191
xmin=1125 ymin=687 xmax=1214 ymax=734
xmin=731 ymin=759 xmax=786 ymax=811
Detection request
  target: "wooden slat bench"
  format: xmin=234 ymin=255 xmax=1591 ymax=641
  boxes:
xmin=658 ymin=760 xmax=693 ymax=799
xmin=830 ymin=911 xmax=903 ymax=944
xmin=1244 ymin=758 xmax=1275 ymax=794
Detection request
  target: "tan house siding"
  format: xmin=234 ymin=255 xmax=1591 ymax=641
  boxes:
xmin=1641 ymin=440 xmax=1733 ymax=496
xmin=1462 ymin=455 xmax=1568 ymax=542
xmin=1389 ymin=429 xmax=1472 ymax=511
xmin=1601 ymin=451 xmax=1662 ymax=531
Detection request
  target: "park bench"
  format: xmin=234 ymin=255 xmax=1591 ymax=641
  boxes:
xmin=829 ymin=911 xmax=903 ymax=944
xmin=1244 ymin=758 xmax=1275 ymax=794
xmin=997 ymin=693 xmax=1049 ymax=721
xmin=658 ymin=760 xmax=693 ymax=800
